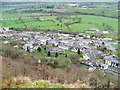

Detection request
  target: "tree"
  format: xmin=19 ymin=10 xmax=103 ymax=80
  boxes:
xmin=102 ymin=23 xmax=105 ymax=26
xmin=37 ymin=47 xmax=41 ymax=52
xmin=65 ymin=54 xmax=67 ymax=58
xmin=98 ymin=46 xmax=107 ymax=51
xmin=18 ymin=17 xmax=28 ymax=28
xmin=78 ymin=17 xmax=82 ymax=23
xmin=44 ymin=47 xmax=46 ymax=51
xmin=102 ymin=42 xmax=105 ymax=45
xmin=55 ymin=52 xmax=58 ymax=57
xmin=101 ymin=11 xmax=105 ymax=15
xmin=107 ymin=79 xmax=110 ymax=88
xmin=77 ymin=48 xmax=81 ymax=55
xmin=27 ymin=46 xmax=30 ymax=52
xmin=36 ymin=17 xmax=41 ymax=21
xmin=47 ymin=51 xmax=51 ymax=57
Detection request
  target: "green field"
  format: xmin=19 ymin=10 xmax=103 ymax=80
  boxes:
xmin=2 ymin=3 xmax=118 ymax=38
xmin=66 ymin=4 xmax=118 ymax=17
xmin=14 ymin=8 xmax=53 ymax=12
xmin=2 ymin=15 xmax=118 ymax=34
xmin=1 ymin=13 xmax=51 ymax=19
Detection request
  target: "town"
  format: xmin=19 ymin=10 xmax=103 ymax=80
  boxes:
xmin=1 ymin=1 xmax=119 ymax=88
xmin=0 ymin=27 xmax=119 ymax=76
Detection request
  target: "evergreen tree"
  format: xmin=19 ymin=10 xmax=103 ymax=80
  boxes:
xmin=44 ymin=47 xmax=46 ymax=51
xmin=55 ymin=52 xmax=58 ymax=57
xmin=47 ymin=51 xmax=51 ymax=57
xmin=77 ymin=48 xmax=80 ymax=55
xmin=65 ymin=54 xmax=67 ymax=58
xmin=107 ymin=79 xmax=110 ymax=88
xmin=101 ymin=11 xmax=105 ymax=15
xmin=27 ymin=46 xmax=30 ymax=52
xmin=37 ymin=47 xmax=41 ymax=52
xmin=102 ymin=42 xmax=105 ymax=45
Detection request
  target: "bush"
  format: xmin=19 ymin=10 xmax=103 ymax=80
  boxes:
xmin=3 ymin=77 xmax=89 ymax=88
xmin=68 ymin=53 xmax=80 ymax=63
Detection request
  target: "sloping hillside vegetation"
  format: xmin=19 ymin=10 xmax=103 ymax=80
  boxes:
xmin=1 ymin=45 xmax=118 ymax=88
xmin=2 ymin=76 xmax=89 ymax=88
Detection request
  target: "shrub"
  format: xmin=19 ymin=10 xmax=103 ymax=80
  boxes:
xmin=68 ymin=53 xmax=80 ymax=63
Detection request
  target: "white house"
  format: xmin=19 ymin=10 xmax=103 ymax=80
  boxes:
xmin=3 ymin=27 xmax=9 ymax=31
xmin=104 ymin=56 xmax=119 ymax=68
xmin=103 ymin=31 xmax=109 ymax=34
xmin=83 ymin=55 xmax=90 ymax=60
xmin=23 ymin=44 xmax=34 ymax=52
xmin=58 ymin=46 xmax=69 ymax=50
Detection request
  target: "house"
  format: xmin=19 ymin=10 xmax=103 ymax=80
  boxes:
xmin=39 ymin=39 xmax=47 ymax=45
xmin=103 ymin=31 xmax=109 ymax=34
xmin=13 ymin=45 xmax=19 ymax=48
xmin=88 ymin=67 xmax=96 ymax=72
xmin=23 ymin=44 xmax=34 ymax=52
xmin=46 ymin=48 xmax=65 ymax=54
xmin=58 ymin=46 xmax=69 ymax=50
xmin=3 ymin=27 xmax=9 ymax=31
xmin=90 ymin=28 xmax=100 ymax=32
xmin=83 ymin=35 xmax=90 ymax=39
xmin=103 ymin=38 xmax=112 ymax=41
xmin=101 ymin=28 xmax=110 ymax=31
xmin=23 ymin=37 xmax=29 ymax=41
xmin=83 ymin=55 xmax=90 ymax=60
xmin=104 ymin=56 xmax=119 ymax=68
xmin=104 ymin=42 xmax=116 ymax=51
xmin=2 ymin=41 xmax=9 ymax=44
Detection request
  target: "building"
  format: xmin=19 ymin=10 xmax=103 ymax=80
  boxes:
xmin=103 ymin=31 xmax=109 ymax=34
xmin=104 ymin=56 xmax=119 ymax=68
xmin=46 ymin=48 xmax=65 ymax=54
xmin=90 ymin=28 xmax=100 ymax=32
xmin=67 ymin=4 xmax=79 ymax=7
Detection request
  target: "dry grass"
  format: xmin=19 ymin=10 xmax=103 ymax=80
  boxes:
xmin=1 ymin=45 xmax=118 ymax=88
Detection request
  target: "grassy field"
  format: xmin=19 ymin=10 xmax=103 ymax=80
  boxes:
xmin=2 ymin=8 xmax=15 ymax=11
xmin=2 ymin=4 xmax=118 ymax=38
xmin=2 ymin=15 xmax=118 ymax=33
xmin=1 ymin=13 xmax=51 ymax=19
xmin=114 ymin=45 xmax=119 ymax=50
xmin=14 ymin=8 xmax=53 ymax=12
xmin=70 ymin=15 xmax=118 ymax=31
xmin=66 ymin=4 xmax=118 ymax=17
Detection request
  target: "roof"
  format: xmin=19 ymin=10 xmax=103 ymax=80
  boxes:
xmin=104 ymin=56 xmax=118 ymax=63
xmin=90 ymin=28 xmax=100 ymax=31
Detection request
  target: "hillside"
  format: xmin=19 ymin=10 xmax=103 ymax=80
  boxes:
xmin=1 ymin=45 xmax=118 ymax=88
xmin=2 ymin=76 xmax=89 ymax=88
